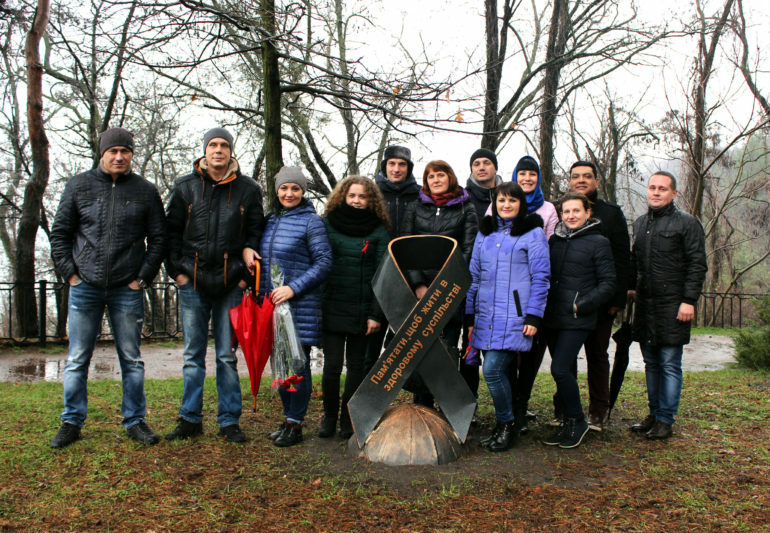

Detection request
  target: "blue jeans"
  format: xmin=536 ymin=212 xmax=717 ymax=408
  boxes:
xmin=640 ymin=343 xmax=683 ymax=425
xmin=548 ymin=329 xmax=590 ymax=421
xmin=483 ymin=350 xmax=516 ymax=424
xmin=279 ymin=345 xmax=312 ymax=423
xmin=178 ymin=284 xmax=243 ymax=427
xmin=61 ymin=281 xmax=146 ymax=428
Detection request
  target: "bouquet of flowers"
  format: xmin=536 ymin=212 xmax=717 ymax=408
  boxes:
xmin=269 ymin=264 xmax=306 ymax=391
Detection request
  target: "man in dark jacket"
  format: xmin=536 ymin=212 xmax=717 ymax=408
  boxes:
xmin=49 ymin=127 xmax=166 ymax=448
xmin=465 ymin=148 xmax=502 ymax=223
xmin=365 ymin=145 xmax=421 ymax=370
xmin=165 ymin=127 xmax=264 ymax=443
xmin=629 ymin=171 xmax=706 ymax=440
xmin=566 ymin=160 xmax=631 ymax=430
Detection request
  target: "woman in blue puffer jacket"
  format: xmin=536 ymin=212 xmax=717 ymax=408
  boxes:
xmin=466 ymin=182 xmax=550 ymax=452
xmin=254 ymin=167 xmax=332 ymax=448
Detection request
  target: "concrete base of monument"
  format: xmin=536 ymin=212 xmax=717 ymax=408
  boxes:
xmin=346 ymin=404 xmax=464 ymax=466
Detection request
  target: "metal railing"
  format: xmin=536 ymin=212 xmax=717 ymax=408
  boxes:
xmin=0 ymin=282 xmax=765 ymax=344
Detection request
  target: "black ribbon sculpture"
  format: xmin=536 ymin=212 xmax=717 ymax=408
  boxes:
xmin=348 ymin=235 xmax=477 ymax=448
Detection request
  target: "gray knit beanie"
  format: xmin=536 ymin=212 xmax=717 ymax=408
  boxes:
xmin=274 ymin=166 xmax=308 ymax=192
xmin=99 ymin=127 xmax=134 ymax=156
xmin=203 ymin=127 xmax=234 ymax=154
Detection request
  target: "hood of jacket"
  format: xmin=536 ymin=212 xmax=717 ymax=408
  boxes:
xmin=479 ymin=212 xmax=543 ymax=236
xmin=553 ymin=217 xmax=603 ymax=240
xmin=466 ymin=173 xmax=502 ymax=200
xmin=193 ymin=156 xmax=240 ymax=185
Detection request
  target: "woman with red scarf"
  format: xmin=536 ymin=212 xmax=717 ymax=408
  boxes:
xmin=400 ymin=160 xmax=478 ymax=407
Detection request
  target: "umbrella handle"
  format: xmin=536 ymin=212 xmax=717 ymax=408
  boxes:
xmin=254 ymin=260 xmax=261 ymax=294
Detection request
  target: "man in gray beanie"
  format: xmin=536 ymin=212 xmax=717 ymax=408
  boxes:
xmin=49 ymin=127 xmax=166 ymax=448
xmin=165 ymin=127 xmax=264 ymax=443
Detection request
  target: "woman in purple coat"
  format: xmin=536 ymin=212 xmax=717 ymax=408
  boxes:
xmin=466 ymin=182 xmax=550 ymax=451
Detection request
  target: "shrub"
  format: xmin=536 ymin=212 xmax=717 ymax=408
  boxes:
xmin=734 ymin=296 xmax=770 ymax=370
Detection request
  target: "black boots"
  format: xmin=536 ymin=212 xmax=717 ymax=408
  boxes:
xmin=50 ymin=423 xmax=81 ymax=449
xmin=630 ymin=413 xmax=656 ymax=433
xmin=165 ymin=418 xmax=203 ymax=440
xmin=274 ymin=422 xmax=303 ymax=447
xmin=318 ymin=417 xmax=337 ymax=438
xmin=483 ymin=421 xmax=517 ymax=452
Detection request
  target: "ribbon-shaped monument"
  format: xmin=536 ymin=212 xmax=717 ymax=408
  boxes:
xmin=348 ymin=235 xmax=476 ymax=448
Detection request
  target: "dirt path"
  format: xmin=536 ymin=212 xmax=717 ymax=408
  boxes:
xmin=0 ymin=334 xmax=736 ymax=383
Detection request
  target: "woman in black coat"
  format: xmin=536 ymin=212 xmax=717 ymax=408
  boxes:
xmin=400 ymin=160 xmax=478 ymax=406
xmin=320 ymin=176 xmax=391 ymax=439
xmin=543 ymin=192 xmax=616 ymax=449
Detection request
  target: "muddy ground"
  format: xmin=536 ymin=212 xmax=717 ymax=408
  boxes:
xmin=0 ymin=333 xmax=736 ymax=383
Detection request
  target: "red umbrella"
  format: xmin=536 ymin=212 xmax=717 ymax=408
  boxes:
xmin=229 ymin=262 xmax=275 ymax=411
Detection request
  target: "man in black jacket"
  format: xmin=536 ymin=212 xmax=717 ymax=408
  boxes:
xmin=49 ymin=127 xmax=166 ymax=448
xmin=465 ymin=148 xmax=502 ymax=223
xmin=365 ymin=145 xmax=421 ymax=371
xmin=629 ymin=171 xmax=706 ymax=439
xmin=165 ymin=128 xmax=264 ymax=443
xmin=565 ymin=160 xmax=631 ymax=430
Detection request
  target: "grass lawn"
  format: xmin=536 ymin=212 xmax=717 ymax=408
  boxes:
xmin=0 ymin=368 xmax=767 ymax=532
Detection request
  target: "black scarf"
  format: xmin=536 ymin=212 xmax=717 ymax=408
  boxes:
xmin=327 ymin=203 xmax=382 ymax=236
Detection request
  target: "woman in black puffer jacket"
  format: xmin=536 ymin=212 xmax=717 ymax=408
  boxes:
xmin=543 ymin=192 xmax=616 ymax=449
xmin=400 ymin=160 xmax=478 ymax=406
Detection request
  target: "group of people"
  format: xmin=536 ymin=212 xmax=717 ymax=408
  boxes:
xmin=48 ymin=126 xmax=707 ymax=454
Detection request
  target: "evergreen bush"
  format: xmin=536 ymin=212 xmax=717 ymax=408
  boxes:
xmin=734 ymin=296 xmax=770 ymax=370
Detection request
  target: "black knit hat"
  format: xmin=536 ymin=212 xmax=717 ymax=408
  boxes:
xmin=515 ymin=156 xmax=539 ymax=173
xmin=203 ymin=127 xmax=234 ymax=154
xmin=469 ymin=148 xmax=498 ymax=170
xmin=380 ymin=145 xmax=414 ymax=176
xmin=99 ymin=127 xmax=134 ymax=156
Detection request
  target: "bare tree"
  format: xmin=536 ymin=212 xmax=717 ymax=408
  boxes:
xmin=15 ymin=0 xmax=51 ymax=337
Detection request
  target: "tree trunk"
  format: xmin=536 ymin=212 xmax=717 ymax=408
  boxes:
xmin=261 ymin=0 xmax=283 ymax=204
xmin=686 ymin=0 xmax=735 ymax=218
xmin=15 ymin=0 xmax=51 ymax=338
xmin=481 ymin=0 xmax=501 ymax=150
xmin=538 ymin=0 xmax=569 ymax=199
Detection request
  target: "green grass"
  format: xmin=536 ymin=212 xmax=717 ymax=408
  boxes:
xmin=0 ymin=369 xmax=768 ymax=532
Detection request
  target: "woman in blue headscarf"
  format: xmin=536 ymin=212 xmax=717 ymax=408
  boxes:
xmin=509 ymin=155 xmax=558 ymax=435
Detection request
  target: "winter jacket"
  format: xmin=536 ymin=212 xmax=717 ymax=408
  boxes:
xmin=259 ymin=201 xmax=333 ymax=346
xmin=165 ymin=157 xmax=264 ymax=299
xmin=51 ymin=166 xmax=166 ymax=288
xmin=545 ymin=219 xmax=617 ymax=331
xmin=535 ymin=202 xmax=559 ymax=240
xmin=585 ymin=190 xmax=631 ymax=310
xmin=375 ymin=171 xmax=421 ymax=238
xmin=465 ymin=174 xmax=502 ymax=226
xmin=400 ymin=189 xmax=478 ymax=288
xmin=322 ymin=218 xmax=389 ymax=335
xmin=631 ymin=202 xmax=707 ymax=346
xmin=466 ymin=214 xmax=550 ymax=352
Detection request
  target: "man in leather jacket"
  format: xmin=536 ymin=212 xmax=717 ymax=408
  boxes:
xmin=49 ymin=127 xmax=166 ymax=448
xmin=628 ymin=171 xmax=706 ymax=440
xmin=164 ymin=128 xmax=264 ymax=443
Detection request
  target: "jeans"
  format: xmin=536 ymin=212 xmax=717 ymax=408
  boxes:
xmin=322 ymin=331 xmax=367 ymax=424
xmin=178 ymin=284 xmax=243 ymax=427
xmin=279 ymin=345 xmax=313 ymax=423
xmin=61 ymin=281 xmax=146 ymax=428
xmin=640 ymin=343 xmax=683 ymax=425
xmin=515 ymin=329 xmax=548 ymax=412
xmin=482 ymin=350 xmax=516 ymax=424
xmin=548 ymin=329 xmax=590 ymax=421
